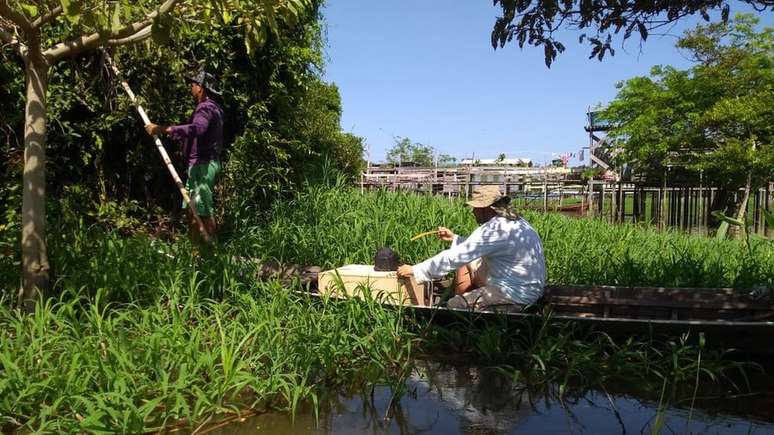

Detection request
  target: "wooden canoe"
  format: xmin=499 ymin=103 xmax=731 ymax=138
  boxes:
xmin=251 ymin=260 xmax=774 ymax=353
xmin=399 ymin=285 xmax=774 ymax=353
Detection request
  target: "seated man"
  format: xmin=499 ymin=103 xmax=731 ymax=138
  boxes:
xmin=397 ymin=186 xmax=546 ymax=310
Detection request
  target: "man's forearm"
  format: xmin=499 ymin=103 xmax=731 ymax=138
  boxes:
xmin=145 ymin=123 xmax=172 ymax=136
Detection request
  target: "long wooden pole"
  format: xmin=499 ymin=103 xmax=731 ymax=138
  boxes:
xmin=103 ymin=51 xmax=209 ymax=242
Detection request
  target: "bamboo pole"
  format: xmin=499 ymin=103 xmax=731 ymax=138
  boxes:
xmin=103 ymin=51 xmax=209 ymax=242
xmin=410 ymin=230 xmax=438 ymax=241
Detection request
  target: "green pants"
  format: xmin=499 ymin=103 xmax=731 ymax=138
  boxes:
xmin=183 ymin=160 xmax=221 ymax=216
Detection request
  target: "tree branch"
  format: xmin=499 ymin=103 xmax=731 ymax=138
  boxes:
xmin=43 ymin=0 xmax=179 ymax=62
xmin=32 ymin=5 xmax=62 ymax=29
xmin=0 ymin=0 xmax=33 ymax=32
xmin=107 ymin=25 xmax=152 ymax=46
xmin=44 ymin=20 xmax=153 ymax=61
xmin=0 ymin=22 xmax=26 ymax=57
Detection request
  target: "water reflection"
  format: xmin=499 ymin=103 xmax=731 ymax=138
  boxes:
xmin=214 ymin=360 xmax=774 ymax=435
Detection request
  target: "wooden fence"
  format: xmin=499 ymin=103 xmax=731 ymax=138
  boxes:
xmin=360 ymin=166 xmax=773 ymax=236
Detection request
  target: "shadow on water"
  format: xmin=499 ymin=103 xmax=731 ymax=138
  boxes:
xmin=208 ymin=360 xmax=774 ymax=435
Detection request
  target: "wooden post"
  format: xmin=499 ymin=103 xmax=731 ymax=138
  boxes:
xmin=500 ymin=168 xmax=508 ymax=196
xmin=671 ymin=188 xmax=677 ymax=227
xmin=683 ymin=187 xmax=690 ymax=231
xmin=557 ymin=181 xmax=564 ymax=212
xmin=543 ymin=170 xmax=548 ymax=213
xmin=766 ymin=183 xmax=772 ymax=238
xmin=767 ymin=183 xmax=772 ymax=237
xmin=586 ymin=180 xmax=593 ymax=217
xmin=467 ymin=167 xmax=473 ymax=200
xmin=708 ymin=188 xmax=715 ymax=229
xmin=601 ymin=182 xmax=606 ymax=221
xmin=619 ymin=181 xmax=624 ymax=222
xmin=698 ymin=171 xmax=704 ymax=235
xmin=688 ymin=188 xmax=698 ymax=230
xmin=632 ymin=185 xmax=640 ymax=223
xmin=610 ymin=181 xmax=617 ymax=223
xmin=659 ymin=171 xmax=667 ymax=230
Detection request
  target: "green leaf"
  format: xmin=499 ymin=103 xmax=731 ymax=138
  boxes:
xmin=151 ymin=16 xmax=172 ymax=46
xmin=19 ymin=3 xmax=38 ymax=17
xmin=637 ymin=21 xmax=647 ymax=41
xmin=221 ymin=8 xmax=232 ymax=24
xmin=60 ymin=0 xmax=78 ymax=20
xmin=762 ymin=208 xmax=774 ymax=231
xmin=111 ymin=3 xmax=122 ymax=34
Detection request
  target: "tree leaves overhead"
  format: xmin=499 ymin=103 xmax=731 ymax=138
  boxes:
xmin=2 ymin=0 xmax=312 ymax=56
xmin=151 ymin=13 xmax=174 ymax=46
xmin=1 ymin=0 xmax=362 ymax=224
xmin=490 ymin=0 xmax=774 ymax=66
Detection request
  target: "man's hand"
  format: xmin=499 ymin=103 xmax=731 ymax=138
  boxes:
xmin=145 ymin=123 xmax=166 ymax=136
xmin=396 ymin=264 xmax=414 ymax=278
xmin=437 ymin=226 xmax=455 ymax=242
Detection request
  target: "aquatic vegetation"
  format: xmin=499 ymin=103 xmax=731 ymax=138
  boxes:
xmin=235 ymin=185 xmax=774 ymax=288
xmin=422 ymin=309 xmax=758 ymax=434
xmin=0 ymin=278 xmax=415 ymax=433
xmin=0 ymin=185 xmax=770 ymax=432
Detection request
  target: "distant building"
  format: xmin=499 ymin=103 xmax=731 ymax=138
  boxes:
xmin=459 ymin=158 xmax=532 ymax=167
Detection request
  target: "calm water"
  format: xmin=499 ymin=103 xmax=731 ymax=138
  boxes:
xmin=214 ymin=361 xmax=774 ymax=435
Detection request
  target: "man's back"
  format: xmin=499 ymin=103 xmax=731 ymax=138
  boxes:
xmin=479 ymin=216 xmax=546 ymax=304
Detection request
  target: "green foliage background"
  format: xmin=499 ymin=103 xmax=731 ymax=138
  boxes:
xmin=602 ymin=15 xmax=774 ymax=190
xmin=385 ymin=137 xmax=436 ymax=167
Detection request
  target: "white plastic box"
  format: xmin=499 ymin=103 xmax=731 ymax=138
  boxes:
xmin=317 ymin=264 xmax=427 ymax=306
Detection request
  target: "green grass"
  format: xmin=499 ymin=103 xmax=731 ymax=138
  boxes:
xmin=0 ymin=183 xmax=770 ymax=432
xmin=0 ymin=277 xmax=414 ymax=433
xmin=233 ymin=184 xmax=774 ymax=288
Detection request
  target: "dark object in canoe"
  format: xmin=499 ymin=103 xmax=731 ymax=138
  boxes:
xmin=373 ymin=247 xmax=400 ymax=271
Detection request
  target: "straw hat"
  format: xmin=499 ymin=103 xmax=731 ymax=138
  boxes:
xmin=465 ymin=185 xmax=506 ymax=208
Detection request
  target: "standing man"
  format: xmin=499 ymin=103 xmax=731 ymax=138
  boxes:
xmin=397 ymin=186 xmax=546 ymax=310
xmin=145 ymin=70 xmax=224 ymax=244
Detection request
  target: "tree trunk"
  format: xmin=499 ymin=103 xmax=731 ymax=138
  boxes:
xmin=19 ymin=55 xmax=51 ymax=311
xmin=731 ymin=172 xmax=753 ymax=239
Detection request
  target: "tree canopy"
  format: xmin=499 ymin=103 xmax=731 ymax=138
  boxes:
xmin=385 ymin=137 xmax=437 ymax=167
xmin=602 ymin=14 xmax=774 ymax=192
xmin=1 ymin=0 xmax=364 ymax=304
xmin=491 ymin=0 xmax=774 ymax=66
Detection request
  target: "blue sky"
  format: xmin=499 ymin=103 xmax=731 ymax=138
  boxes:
xmin=321 ymin=1 xmax=766 ymax=166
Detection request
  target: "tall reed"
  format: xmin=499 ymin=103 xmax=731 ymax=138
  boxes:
xmin=232 ymin=185 xmax=774 ymax=288
xmin=0 ymin=276 xmax=415 ymax=432
xmin=1 ymin=184 xmax=769 ymax=432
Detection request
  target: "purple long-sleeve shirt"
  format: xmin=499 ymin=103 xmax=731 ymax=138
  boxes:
xmin=168 ymin=97 xmax=224 ymax=167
